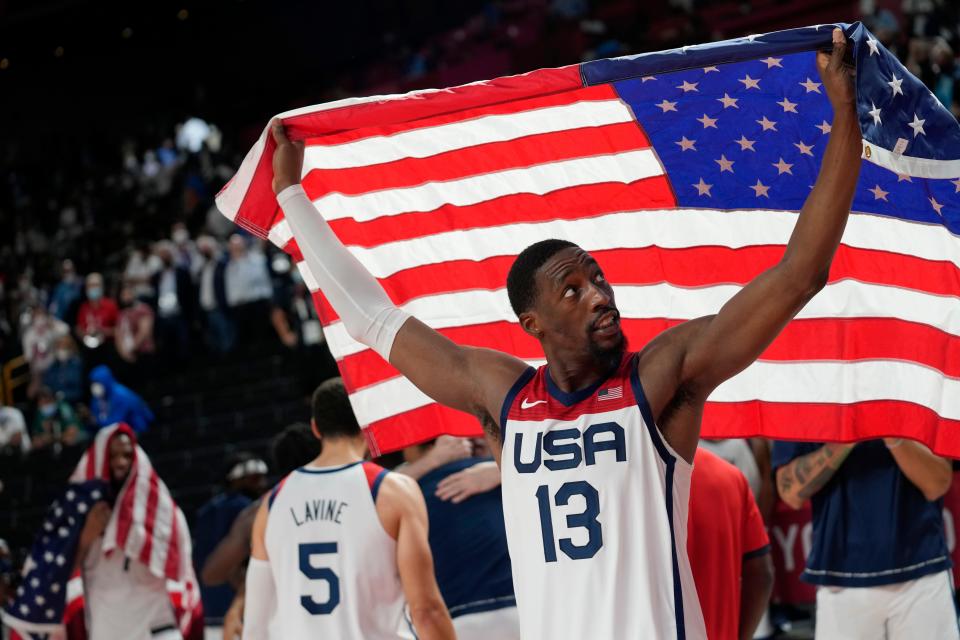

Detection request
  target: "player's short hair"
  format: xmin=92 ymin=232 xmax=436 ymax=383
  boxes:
xmin=311 ymin=377 xmax=361 ymax=439
xmin=271 ymin=423 xmax=321 ymax=475
xmin=506 ymin=239 xmax=578 ymax=315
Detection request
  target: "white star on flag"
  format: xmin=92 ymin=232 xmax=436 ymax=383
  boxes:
xmin=675 ymin=137 xmax=696 ymax=151
xmin=717 ymin=93 xmax=739 ymax=108
xmin=794 ymin=141 xmax=814 ymax=156
xmin=703 ymin=66 xmax=719 ymax=73
xmin=715 ymin=155 xmax=734 ymax=172
xmin=869 ymin=185 xmax=889 ymax=201
xmin=761 ymin=57 xmax=783 ymax=68
xmin=750 ymin=179 xmax=770 ymax=197
xmin=776 ymin=98 xmax=798 ymax=113
xmin=869 ymin=102 xmax=882 ymax=126
xmin=952 ymin=178 xmax=960 ymax=193
xmin=692 ymin=178 xmax=712 ymax=196
xmin=908 ymin=113 xmax=926 ymax=137
xmin=772 ymin=158 xmax=793 ymax=174
xmin=757 ymin=116 xmax=777 ymax=131
xmin=930 ymin=197 xmax=944 ymax=216
xmin=887 ymin=74 xmax=904 ymax=97
xmin=656 ymin=99 xmax=677 ymax=113
xmin=641 ymin=76 xmax=656 ymax=82
xmin=677 ymin=80 xmax=698 ymax=92
xmin=736 ymin=135 xmax=756 ymax=151
xmin=739 ymin=75 xmax=761 ymax=90
xmin=866 ymin=38 xmax=879 ymax=55
xmin=815 ymin=120 xmax=832 ymax=134
xmin=799 ymin=77 xmax=822 ymax=93
xmin=697 ymin=113 xmax=718 ymax=129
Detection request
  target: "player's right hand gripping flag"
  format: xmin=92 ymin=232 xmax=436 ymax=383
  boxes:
xmin=218 ymin=22 xmax=960 ymax=457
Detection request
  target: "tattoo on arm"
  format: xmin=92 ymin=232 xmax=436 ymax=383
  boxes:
xmin=780 ymin=444 xmax=853 ymax=501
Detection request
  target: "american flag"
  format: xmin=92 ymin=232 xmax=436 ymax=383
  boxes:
xmin=2 ymin=424 xmax=202 ymax=639
xmin=598 ymin=386 xmax=624 ymax=402
xmin=217 ymin=22 xmax=960 ymax=457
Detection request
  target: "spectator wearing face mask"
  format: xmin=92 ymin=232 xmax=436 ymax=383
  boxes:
xmin=48 ymin=259 xmax=83 ymax=323
xmin=31 ymin=386 xmax=87 ymax=453
xmin=150 ymin=241 xmax=195 ymax=363
xmin=224 ymin=234 xmax=273 ymax=342
xmin=124 ymin=244 xmax=161 ymax=301
xmin=196 ymin=235 xmax=235 ymax=355
xmin=0 ymin=400 xmax=30 ymax=457
xmin=42 ymin=335 xmax=85 ymax=405
xmin=88 ymin=365 xmax=154 ymax=434
xmin=171 ymin=222 xmax=203 ymax=279
xmin=21 ymin=304 xmax=69 ymax=378
xmin=75 ymin=273 xmax=119 ymax=361
xmin=115 ymin=284 xmax=156 ymax=364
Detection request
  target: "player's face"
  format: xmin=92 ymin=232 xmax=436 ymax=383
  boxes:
xmin=108 ymin=434 xmax=135 ymax=484
xmin=528 ymin=247 xmax=625 ymax=366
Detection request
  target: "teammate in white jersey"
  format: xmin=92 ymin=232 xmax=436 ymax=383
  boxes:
xmin=243 ymin=378 xmax=455 ymax=640
xmin=268 ymin=29 xmax=860 ymax=640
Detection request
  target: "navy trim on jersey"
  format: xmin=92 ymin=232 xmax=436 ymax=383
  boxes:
xmin=545 ymin=362 xmax=618 ymax=407
xmin=743 ymin=544 xmax=772 ymax=560
xmin=498 ymin=366 xmax=536 ymax=443
xmin=295 ymin=461 xmax=363 ymax=474
xmin=370 ymin=468 xmax=389 ymax=502
xmin=448 ymin=594 xmax=517 ymax=618
xmin=664 ymin=458 xmax=686 ymax=640
xmin=267 ymin=480 xmax=285 ymax=511
xmin=628 ymin=358 xmax=674 ymax=466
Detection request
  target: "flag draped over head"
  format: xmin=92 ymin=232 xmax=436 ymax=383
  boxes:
xmin=3 ymin=423 xmax=202 ymax=639
xmin=217 ymin=22 xmax=960 ymax=457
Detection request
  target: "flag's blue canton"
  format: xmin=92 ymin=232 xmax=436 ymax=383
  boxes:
xmin=4 ymin=480 xmax=107 ymax=630
xmin=582 ymin=22 xmax=960 ymax=234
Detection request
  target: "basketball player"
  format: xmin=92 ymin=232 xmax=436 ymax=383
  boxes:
xmin=242 ymin=379 xmax=455 ymax=639
xmin=269 ymin=29 xmax=859 ymax=639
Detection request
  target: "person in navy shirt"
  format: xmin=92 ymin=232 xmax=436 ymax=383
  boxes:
xmin=773 ymin=437 xmax=957 ymax=639
xmin=400 ymin=436 xmax=520 ymax=640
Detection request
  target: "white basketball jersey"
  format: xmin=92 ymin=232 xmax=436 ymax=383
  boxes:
xmin=500 ymin=353 xmax=706 ymax=639
xmin=264 ymin=461 xmax=413 ymax=640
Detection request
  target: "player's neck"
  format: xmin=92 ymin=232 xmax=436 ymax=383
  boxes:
xmin=310 ymin=437 xmax=367 ymax=468
xmin=544 ymin=349 xmax=621 ymax=393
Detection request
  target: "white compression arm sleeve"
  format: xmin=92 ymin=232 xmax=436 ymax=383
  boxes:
xmin=242 ymin=558 xmax=276 ymax=640
xmin=277 ymin=184 xmax=410 ymax=360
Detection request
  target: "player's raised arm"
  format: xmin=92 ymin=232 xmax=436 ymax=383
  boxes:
xmin=271 ymin=124 xmax=528 ymax=439
xmin=641 ymin=29 xmax=862 ymax=458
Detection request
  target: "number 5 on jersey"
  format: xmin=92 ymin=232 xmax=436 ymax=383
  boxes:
xmin=536 ymin=481 xmax=603 ymax=562
xmin=299 ymin=542 xmax=340 ymax=614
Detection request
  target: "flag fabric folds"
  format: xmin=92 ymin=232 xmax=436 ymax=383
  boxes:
xmin=2 ymin=423 xmax=202 ymax=639
xmin=217 ymin=22 xmax=960 ymax=457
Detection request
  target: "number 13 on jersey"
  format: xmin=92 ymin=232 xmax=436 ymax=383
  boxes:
xmin=535 ymin=481 xmax=603 ymax=562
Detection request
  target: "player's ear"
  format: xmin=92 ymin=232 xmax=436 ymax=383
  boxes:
xmin=519 ymin=311 xmax=543 ymax=340
xmin=310 ymin=419 xmax=322 ymax=441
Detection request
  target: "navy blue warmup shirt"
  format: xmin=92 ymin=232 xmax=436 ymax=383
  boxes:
xmin=192 ymin=491 xmax=252 ymax=618
xmin=418 ymin=457 xmax=516 ymax=617
xmin=772 ymin=440 xmax=950 ymax=587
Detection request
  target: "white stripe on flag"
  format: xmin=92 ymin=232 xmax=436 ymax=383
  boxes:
xmin=349 ymin=358 xmax=960 ymax=426
xmin=148 ymin=490 xmax=175 ymax=578
xmin=310 ymin=149 xmax=663 ymax=222
xmin=284 ymin=208 xmax=960 ymax=280
xmin=322 ymin=279 xmax=960 ymax=359
xmin=302 ymin=99 xmax=635 ymax=170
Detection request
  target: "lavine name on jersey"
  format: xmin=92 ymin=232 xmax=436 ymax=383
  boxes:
xmin=290 ymin=498 xmax=349 ymax=527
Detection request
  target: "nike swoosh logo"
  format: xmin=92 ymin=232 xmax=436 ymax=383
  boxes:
xmin=521 ymin=398 xmax=547 ymax=409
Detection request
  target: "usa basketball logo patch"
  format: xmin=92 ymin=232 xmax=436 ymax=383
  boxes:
xmin=598 ymin=386 xmax=623 ymax=401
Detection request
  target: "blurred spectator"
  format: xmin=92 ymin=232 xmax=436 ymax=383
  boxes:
xmin=687 ymin=447 xmax=773 ymax=640
xmin=20 ymin=304 xmax=69 ymax=378
xmin=42 ymin=334 xmax=85 ymax=405
xmin=30 ymin=385 xmax=87 ymax=452
xmin=0 ymin=401 xmax=30 ymax=456
xmin=196 ymin=235 xmax=235 ymax=355
xmin=115 ymin=284 xmax=156 ymax=365
xmin=76 ymin=272 xmax=119 ymax=358
xmin=150 ymin=241 xmax=195 ymax=363
xmin=192 ymin=453 xmax=267 ymax=624
xmin=774 ymin=439 xmax=956 ymax=638
xmin=47 ymin=259 xmax=83 ymax=323
xmin=225 ymin=234 xmax=273 ymax=341
xmin=171 ymin=223 xmax=203 ymax=278
xmin=400 ymin=437 xmax=520 ymax=639
xmin=89 ymin=365 xmax=154 ymax=434
xmin=124 ymin=243 xmax=160 ymax=301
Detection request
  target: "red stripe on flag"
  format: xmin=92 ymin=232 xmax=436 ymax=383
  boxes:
xmin=701 ymin=400 xmax=960 ymax=459
xmin=301 ymin=81 xmax=613 ymax=147
xmin=114 ymin=468 xmax=138 ymax=548
xmin=164 ymin=509 xmax=181 ymax=579
xmin=338 ymin=317 xmax=960 ymax=392
xmin=309 ymin=243 xmax=960 ymax=322
xmin=138 ymin=472 xmax=161 ymax=566
xmin=301 ymin=122 xmax=651 ymax=198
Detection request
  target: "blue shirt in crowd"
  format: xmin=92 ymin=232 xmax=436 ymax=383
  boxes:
xmin=772 ymin=440 xmax=950 ymax=587
xmin=192 ymin=491 xmax=253 ymax=619
xmin=418 ymin=457 xmax=516 ymax=618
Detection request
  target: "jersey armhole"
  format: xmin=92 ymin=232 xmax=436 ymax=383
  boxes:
xmin=266 ymin=474 xmax=291 ymax=511
xmin=362 ymin=461 xmax=389 ymax=503
xmin=498 ymin=366 xmax=536 ymax=444
xmin=629 ymin=356 xmax=692 ymax=470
